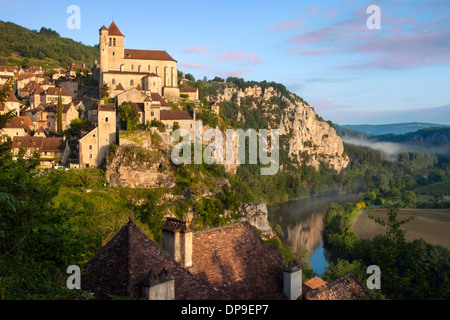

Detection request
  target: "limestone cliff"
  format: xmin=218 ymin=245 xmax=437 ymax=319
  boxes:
xmin=205 ymin=84 xmax=349 ymax=172
xmin=106 ymin=145 xmax=176 ymax=189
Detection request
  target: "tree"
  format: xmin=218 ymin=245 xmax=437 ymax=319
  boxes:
xmin=117 ymin=101 xmax=139 ymax=131
xmin=401 ymin=191 xmax=417 ymax=207
xmin=100 ymin=84 xmax=109 ymax=99
xmin=368 ymin=202 xmax=414 ymax=244
xmin=56 ymin=94 xmax=63 ymax=133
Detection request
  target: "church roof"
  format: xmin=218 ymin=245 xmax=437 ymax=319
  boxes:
xmin=107 ymin=21 xmax=124 ymax=36
xmin=81 ymin=218 xmax=224 ymax=300
xmin=124 ymin=49 xmax=176 ymax=62
xmin=115 ymin=83 xmax=125 ymax=91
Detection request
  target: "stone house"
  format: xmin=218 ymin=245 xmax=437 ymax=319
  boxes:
xmin=0 ymin=116 xmax=33 ymax=143
xmin=78 ymin=102 xmax=116 ymax=168
xmin=160 ymin=110 xmax=194 ymax=136
xmin=11 ymin=135 xmax=70 ymax=168
xmin=81 ymin=217 xmax=372 ymax=300
xmin=40 ymin=87 xmax=72 ymax=105
xmin=0 ymin=84 xmax=21 ymax=116
xmin=23 ymin=102 xmax=79 ymax=132
xmin=180 ymin=87 xmax=199 ymax=101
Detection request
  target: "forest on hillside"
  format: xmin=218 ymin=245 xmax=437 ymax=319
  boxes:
xmin=0 ymin=20 xmax=98 ymax=69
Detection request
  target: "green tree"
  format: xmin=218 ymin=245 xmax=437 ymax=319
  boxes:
xmin=401 ymin=191 xmax=417 ymax=207
xmin=56 ymin=94 xmax=63 ymax=133
xmin=117 ymin=101 xmax=139 ymax=131
xmin=100 ymin=83 xmax=109 ymax=99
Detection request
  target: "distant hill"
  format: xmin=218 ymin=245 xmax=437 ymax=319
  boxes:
xmin=341 ymin=122 xmax=448 ymax=135
xmin=0 ymin=20 xmax=98 ymax=70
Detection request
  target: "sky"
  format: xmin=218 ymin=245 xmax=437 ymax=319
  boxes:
xmin=1 ymin=0 xmax=449 ymax=125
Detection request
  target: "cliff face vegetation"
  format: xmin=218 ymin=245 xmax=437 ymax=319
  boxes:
xmin=200 ymin=81 xmax=349 ymax=172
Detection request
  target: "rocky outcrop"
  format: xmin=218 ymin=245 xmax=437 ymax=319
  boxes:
xmin=106 ymin=145 xmax=176 ymax=189
xmin=206 ymin=85 xmax=349 ymax=172
xmin=239 ymin=203 xmax=275 ymax=239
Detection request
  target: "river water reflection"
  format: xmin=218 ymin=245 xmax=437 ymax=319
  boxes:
xmin=267 ymin=193 xmax=358 ymax=275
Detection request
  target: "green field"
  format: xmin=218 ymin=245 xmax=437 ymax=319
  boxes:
xmin=352 ymin=208 xmax=450 ymax=248
xmin=414 ymin=179 xmax=450 ymax=194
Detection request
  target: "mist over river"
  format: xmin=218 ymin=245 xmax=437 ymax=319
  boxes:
xmin=268 ymin=193 xmax=358 ymax=275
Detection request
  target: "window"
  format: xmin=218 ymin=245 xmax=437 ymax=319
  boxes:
xmin=113 ymin=38 xmax=116 ymax=47
xmin=130 ymin=80 xmax=134 ymax=86
xmin=89 ymin=145 xmax=92 ymax=150
xmin=148 ymin=65 xmax=150 ymax=71
xmin=112 ymin=79 xmax=115 ymax=85
xmin=109 ymin=38 xmax=112 ymax=46
xmin=105 ymin=117 xmax=109 ymax=122
xmin=156 ymin=67 xmax=159 ymax=75
xmin=89 ymin=154 xmax=93 ymax=159
xmin=120 ymin=64 xmax=124 ymax=72
xmin=131 ymin=64 xmax=134 ymax=70
xmin=151 ymin=112 xmax=154 ymax=116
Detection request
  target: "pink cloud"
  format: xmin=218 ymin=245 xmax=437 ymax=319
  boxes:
xmin=265 ymin=13 xmax=306 ymax=33
xmin=184 ymin=46 xmax=212 ymax=56
xmin=308 ymin=6 xmax=319 ymax=15
xmin=215 ymin=51 xmax=263 ymax=65
xmin=215 ymin=69 xmax=254 ymax=79
xmin=178 ymin=62 xmax=211 ymax=70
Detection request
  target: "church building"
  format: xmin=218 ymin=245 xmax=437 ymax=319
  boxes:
xmin=96 ymin=22 xmax=180 ymax=102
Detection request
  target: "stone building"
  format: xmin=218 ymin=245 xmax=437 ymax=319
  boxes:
xmin=82 ymin=217 xmax=372 ymax=300
xmin=0 ymin=84 xmax=21 ymax=115
xmin=11 ymin=135 xmax=70 ymax=168
xmin=96 ymin=22 xmax=180 ymax=101
xmin=0 ymin=116 xmax=33 ymax=142
xmin=78 ymin=102 xmax=116 ymax=168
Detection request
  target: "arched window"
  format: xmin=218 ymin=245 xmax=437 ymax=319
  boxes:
xmin=138 ymin=65 xmax=141 ymax=73
xmin=120 ymin=64 xmax=124 ymax=72
xmin=109 ymin=38 xmax=112 ymax=46
xmin=130 ymin=80 xmax=134 ymax=86
xmin=112 ymin=79 xmax=115 ymax=85
xmin=113 ymin=38 xmax=116 ymax=47
xmin=148 ymin=65 xmax=151 ymax=71
xmin=131 ymin=64 xmax=134 ymax=71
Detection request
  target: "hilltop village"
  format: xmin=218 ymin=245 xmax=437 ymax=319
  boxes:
xmin=0 ymin=21 xmax=215 ymax=170
xmin=0 ymin=22 xmax=373 ymax=301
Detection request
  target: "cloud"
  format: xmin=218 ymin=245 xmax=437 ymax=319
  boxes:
xmin=265 ymin=13 xmax=306 ymax=33
xmin=215 ymin=51 xmax=263 ymax=65
xmin=308 ymin=6 xmax=319 ymax=15
xmin=184 ymin=46 xmax=212 ymax=56
xmin=286 ymin=8 xmax=450 ymax=70
xmin=178 ymin=62 xmax=211 ymax=70
xmin=215 ymin=69 xmax=254 ymax=79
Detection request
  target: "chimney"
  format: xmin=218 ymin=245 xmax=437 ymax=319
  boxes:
xmin=142 ymin=268 xmax=175 ymax=300
xmin=161 ymin=218 xmax=193 ymax=268
xmin=283 ymin=260 xmax=302 ymax=300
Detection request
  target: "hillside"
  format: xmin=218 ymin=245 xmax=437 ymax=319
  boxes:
xmin=341 ymin=122 xmax=448 ymax=135
xmin=0 ymin=20 xmax=98 ymax=69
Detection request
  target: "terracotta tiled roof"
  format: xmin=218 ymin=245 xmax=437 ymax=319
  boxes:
xmin=180 ymin=87 xmax=198 ymax=93
xmin=188 ymin=222 xmax=286 ymax=300
xmin=150 ymin=93 xmax=170 ymax=107
xmin=11 ymin=136 xmax=66 ymax=152
xmin=124 ymin=49 xmax=176 ymax=62
xmin=303 ymin=277 xmax=327 ymax=292
xmin=115 ymin=83 xmax=125 ymax=91
xmin=33 ymin=127 xmax=48 ymax=137
xmin=81 ymin=219 xmax=224 ymax=300
xmin=303 ymin=273 xmax=372 ymax=300
xmin=107 ymin=21 xmax=124 ymax=37
xmin=45 ymin=87 xmax=71 ymax=96
xmin=98 ymin=103 xmax=115 ymax=112
xmin=4 ymin=116 xmax=31 ymax=130
xmin=135 ymin=84 xmax=142 ymax=91
xmin=0 ymin=65 xmax=15 ymax=73
xmin=99 ymin=25 xmax=107 ymax=31
xmin=160 ymin=110 xmax=192 ymax=121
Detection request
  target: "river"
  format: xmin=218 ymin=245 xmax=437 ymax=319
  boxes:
xmin=267 ymin=193 xmax=358 ymax=275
